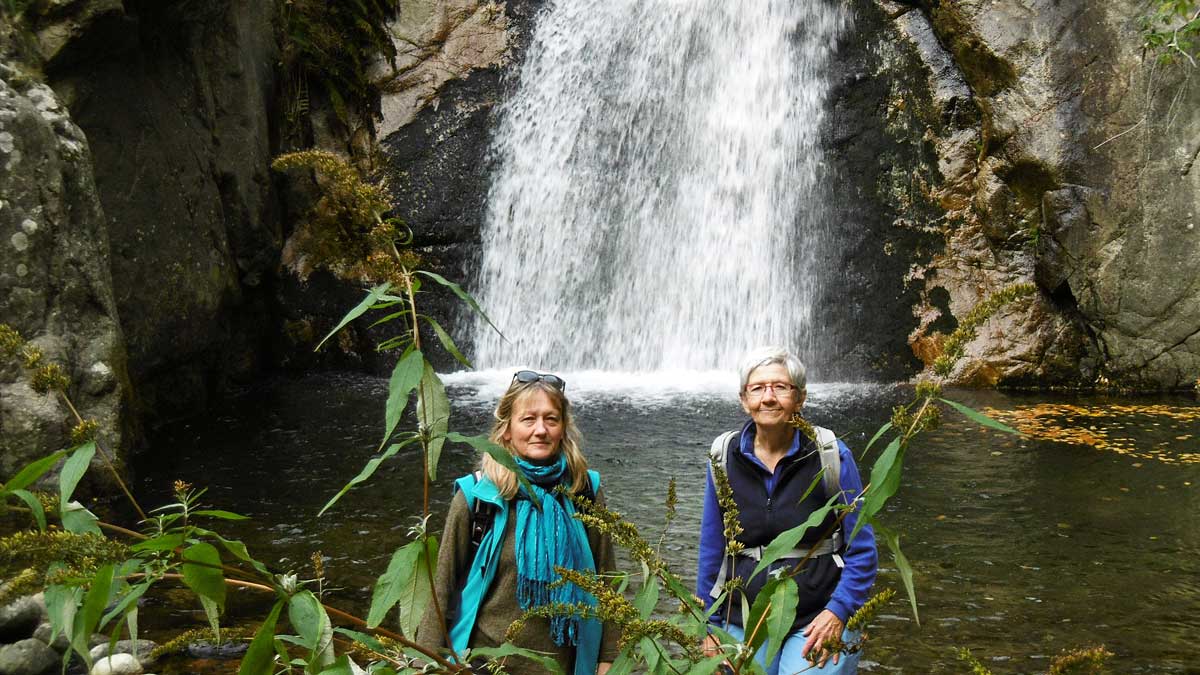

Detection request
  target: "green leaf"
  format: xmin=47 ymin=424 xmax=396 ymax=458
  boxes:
xmin=318 ymin=437 xmax=418 ymax=517
xmin=878 ymin=525 xmax=920 ymax=626
xmin=181 ymin=542 xmax=226 ymax=612
xmin=445 ymin=432 xmax=540 ymax=509
xmin=131 ymin=532 xmax=187 ymax=552
xmin=384 ymin=350 xmax=425 ymax=449
xmin=661 ymin=571 xmax=705 ymax=616
xmin=940 ymin=398 xmax=1020 ymax=435
xmin=862 ymin=422 xmax=892 ymax=458
xmin=315 ymin=283 xmax=392 ymax=351
xmin=199 ymin=595 xmax=221 ymax=638
xmin=399 ymin=535 xmax=437 ymax=638
xmin=848 ymin=437 xmax=904 ymax=543
xmin=417 ymin=362 xmax=450 ymax=482
xmin=3 ymin=449 xmax=67 ymax=491
xmin=45 ymin=582 xmax=81 ymax=655
xmin=367 ymin=537 xmax=435 ymax=633
xmin=472 ymin=643 xmax=564 ymax=674
xmin=191 ymin=509 xmax=250 ymax=520
xmin=72 ymin=563 xmax=114 ymax=664
xmin=421 ymin=315 xmax=472 ymax=368
xmin=61 ymin=500 xmax=100 ymax=534
xmin=605 ymin=650 xmax=637 ymax=675
xmin=749 ymin=497 xmax=838 ymax=580
xmin=10 ymin=489 xmax=46 ymax=531
xmin=742 ymin=577 xmax=782 ymax=653
xmin=239 ymin=600 xmax=284 ymax=675
xmin=288 ymin=590 xmax=334 ymax=668
xmin=317 ymin=655 xmax=356 ymax=675
xmin=416 ymin=271 xmax=505 ymax=339
xmin=762 ymin=578 xmax=798 ymax=665
xmin=191 ymin=528 xmax=271 ymax=577
xmin=633 ymin=576 xmax=659 ymax=619
xmin=333 ymin=628 xmax=386 ymax=653
xmin=685 ymin=656 xmax=729 ymax=675
xmin=100 ymin=581 xmax=150 ymax=630
xmin=59 ymin=442 xmax=95 ymax=505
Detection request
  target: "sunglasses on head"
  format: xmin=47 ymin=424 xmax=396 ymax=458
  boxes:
xmin=512 ymin=370 xmax=567 ymax=391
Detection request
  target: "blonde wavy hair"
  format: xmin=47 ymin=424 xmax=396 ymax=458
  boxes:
xmin=480 ymin=379 xmax=589 ymax=500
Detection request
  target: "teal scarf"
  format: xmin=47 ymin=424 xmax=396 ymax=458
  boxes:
xmin=513 ymin=455 xmax=595 ymax=646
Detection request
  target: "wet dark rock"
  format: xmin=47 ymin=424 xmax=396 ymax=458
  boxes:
xmin=185 ymin=640 xmax=248 ymax=659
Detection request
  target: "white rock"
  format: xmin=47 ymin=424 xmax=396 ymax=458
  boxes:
xmin=90 ymin=653 xmax=143 ymax=675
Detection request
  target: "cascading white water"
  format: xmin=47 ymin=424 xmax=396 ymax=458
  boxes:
xmin=473 ymin=0 xmax=847 ymax=372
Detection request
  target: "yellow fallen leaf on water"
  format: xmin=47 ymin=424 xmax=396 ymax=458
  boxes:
xmin=981 ymin=403 xmax=1200 ymax=465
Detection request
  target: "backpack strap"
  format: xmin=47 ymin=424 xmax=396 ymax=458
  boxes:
xmin=455 ymin=471 xmax=499 ymax=553
xmin=813 ymin=425 xmax=846 ymax=565
xmin=708 ymin=430 xmax=739 ymax=475
xmin=813 ymin=426 xmax=841 ymax=501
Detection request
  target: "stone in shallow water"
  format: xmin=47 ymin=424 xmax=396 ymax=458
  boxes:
xmin=89 ymin=653 xmax=142 ymax=675
xmin=32 ymin=622 xmax=71 ymax=652
xmin=0 ymin=638 xmax=60 ymax=675
xmin=185 ymin=640 xmax=248 ymax=659
xmin=88 ymin=641 xmax=157 ymax=667
xmin=0 ymin=594 xmax=48 ymax=643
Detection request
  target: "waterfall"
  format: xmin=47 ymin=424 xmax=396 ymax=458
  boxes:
xmin=472 ymin=0 xmax=847 ymax=373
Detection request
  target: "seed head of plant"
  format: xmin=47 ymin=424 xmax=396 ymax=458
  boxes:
xmin=712 ymin=466 xmax=744 ymax=557
xmin=1047 ymin=644 xmax=1113 ymax=675
xmin=846 ymin=587 xmax=896 ymax=632
xmin=561 ymin=487 xmax=659 ymax=570
xmin=71 ymin=419 xmax=99 ymax=446
xmin=664 ymin=478 xmax=677 ymax=524
xmin=0 ymin=324 xmax=24 ymax=358
xmin=31 ymin=363 xmax=69 ymax=394
xmin=789 ymin=413 xmax=817 ymax=441
xmin=21 ymin=344 xmax=43 ymax=369
xmin=172 ymin=480 xmax=193 ymax=501
xmin=914 ymin=378 xmax=942 ymax=400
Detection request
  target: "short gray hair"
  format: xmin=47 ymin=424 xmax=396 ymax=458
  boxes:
xmin=737 ymin=345 xmax=807 ymax=392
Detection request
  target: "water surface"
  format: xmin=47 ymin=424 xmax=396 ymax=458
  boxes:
xmin=138 ymin=372 xmax=1200 ymax=672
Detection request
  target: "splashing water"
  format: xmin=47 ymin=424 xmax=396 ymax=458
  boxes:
xmin=473 ymin=0 xmax=848 ymax=373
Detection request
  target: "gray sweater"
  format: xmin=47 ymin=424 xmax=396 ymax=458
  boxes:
xmin=416 ymin=488 xmax=621 ymax=674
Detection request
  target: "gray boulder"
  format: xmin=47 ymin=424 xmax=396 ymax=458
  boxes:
xmin=0 ymin=638 xmax=60 ymax=675
xmin=88 ymin=640 xmax=156 ymax=668
xmin=31 ymin=622 xmax=69 ymax=653
xmin=0 ymin=594 xmax=48 ymax=643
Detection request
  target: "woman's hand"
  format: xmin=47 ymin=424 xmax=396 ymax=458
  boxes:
xmin=702 ymin=633 xmax=722 ymax=658
xmin=801 ymin=609 xmax=844 ymax=667
xmin=596 ymin=662 xmax=612 ymax=675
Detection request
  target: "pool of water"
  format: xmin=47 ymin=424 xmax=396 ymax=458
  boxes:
xmin=135 ymin=371 xmax=1200 ymax=673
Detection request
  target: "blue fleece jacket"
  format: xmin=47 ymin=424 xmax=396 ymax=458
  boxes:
xmin=695 ymin=421 xmax=878 ymax=623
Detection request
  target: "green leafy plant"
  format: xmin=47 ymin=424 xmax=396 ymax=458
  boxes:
xmin=1139 ymin=0 xmax=1200 ymax=65
xmin=277 ymin=0 xmax=398 ymax=135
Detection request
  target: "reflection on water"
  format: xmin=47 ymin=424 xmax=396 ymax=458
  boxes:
xmin=137 ymin=373 xmax=1200 ymax=673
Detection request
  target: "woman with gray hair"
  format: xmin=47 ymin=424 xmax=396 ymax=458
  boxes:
xmin=697 ymin=346 xmax=877 ymax=673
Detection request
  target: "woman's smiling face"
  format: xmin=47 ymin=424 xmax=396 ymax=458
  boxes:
xmin=740 ymin=362 xmax=805 ymax=427
xmin=503 ymin=389 xmax=565 ymax=464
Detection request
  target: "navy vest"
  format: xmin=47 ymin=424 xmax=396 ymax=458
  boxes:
xmin=717 ymin=433 xmax=842 ymax=632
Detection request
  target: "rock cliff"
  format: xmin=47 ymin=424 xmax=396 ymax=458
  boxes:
xmin=876 ymin=0 xmax=1200 ymax=388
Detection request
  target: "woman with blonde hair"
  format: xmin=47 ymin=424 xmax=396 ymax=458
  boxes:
xmin=417 ymin=371 xmax=617 ymax=674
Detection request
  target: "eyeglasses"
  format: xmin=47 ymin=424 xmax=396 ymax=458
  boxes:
xmin=743 ymin=382 xmax=798 ymax=399
xmin=512 ymin=370 xmax=567 ymax=391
